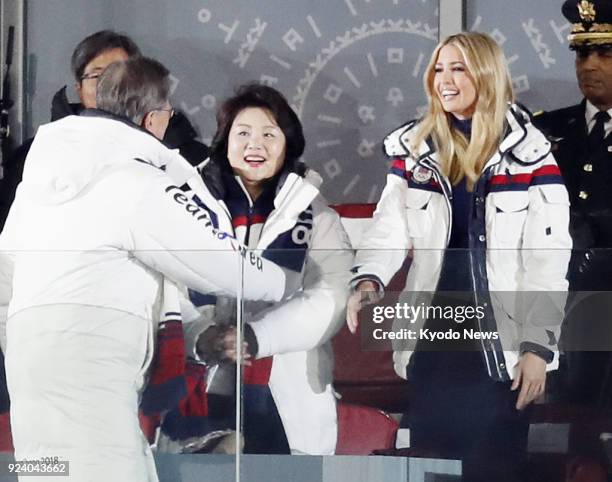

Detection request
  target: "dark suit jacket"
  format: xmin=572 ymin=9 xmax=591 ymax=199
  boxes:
xmin=535 ymin=101 xmax=612 ymax=290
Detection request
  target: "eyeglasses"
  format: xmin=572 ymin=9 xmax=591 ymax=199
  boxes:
xmin=80 ymin=71 xmax=102 ymax=82
xmin=155 ymin=107 xmax=175 ymax=118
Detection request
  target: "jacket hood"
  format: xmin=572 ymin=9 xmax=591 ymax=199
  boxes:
xmin=50 ymin=86 xmax=82 ymax=121
xmin=20 ymin=111 xmax=178 ymax=205
xmin=383 ymin=103 xmax=551 ymax=166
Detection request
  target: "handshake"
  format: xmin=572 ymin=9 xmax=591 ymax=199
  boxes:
xmin=195 ymin=323 xmax=259 ymax=366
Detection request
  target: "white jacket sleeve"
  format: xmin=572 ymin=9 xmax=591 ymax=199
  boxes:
xmin=127 ymin=171 xmax=294 ymax=303
xmin=351 ymin=171 xmax=411 ymax=290
xmin=249 ymin=207 xmax=353 ymax=357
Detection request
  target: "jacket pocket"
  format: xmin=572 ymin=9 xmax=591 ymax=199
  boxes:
xmin=490 ymin=191 xmax=529 ymax=248
xmin=405 ymin=189 xmax=432 ymax=238
xmin=523 ymin=184 xmax=571 ymax=249
xmin=538 ymin=184 xmax=570 ymax=206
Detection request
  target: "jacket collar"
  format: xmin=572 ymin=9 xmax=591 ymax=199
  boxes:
xmin=383 ymin=119 xmax=434 ymax=163
xmin=495 ymin=104 xmax=529 ymax=161
xmin=254 ymin=170 xmax=321 ymax=248
xmin=198 ymin=161 xmax=322 ymax=243
xmin=276 ymin=169 xmax=319 ymax=205
xmin=390 ymin=104 xmax=548 ymax=172
xmin=200 ymin=160 xmax=320 ymax=211
xmin=79 ymin=108 xmax=159 ymax=138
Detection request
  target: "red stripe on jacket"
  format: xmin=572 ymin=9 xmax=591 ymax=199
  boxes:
xmin=490 ymin=164 xmax=561 ymax=186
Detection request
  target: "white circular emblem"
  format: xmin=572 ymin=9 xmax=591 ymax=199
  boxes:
xmin=412 ymin=167 xmax=432 ymax=184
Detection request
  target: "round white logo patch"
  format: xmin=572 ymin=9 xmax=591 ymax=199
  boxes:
xmin=412 ymin=167 xmax=432 ymax=184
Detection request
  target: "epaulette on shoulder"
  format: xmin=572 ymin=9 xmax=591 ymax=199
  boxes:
xmin=533 ymin=103 xmax=583 ymax=131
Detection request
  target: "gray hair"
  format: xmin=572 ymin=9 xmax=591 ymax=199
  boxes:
xmin=96 ymin=56 xmax=170 ymax=125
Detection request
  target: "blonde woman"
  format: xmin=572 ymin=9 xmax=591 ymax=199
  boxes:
xmin=346 ymin=32 xmax=571 ymax=481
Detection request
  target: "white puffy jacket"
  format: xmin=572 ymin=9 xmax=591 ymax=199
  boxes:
xmin=0 ymin=113 xmax=292 ymax=348
xmin=352 ymin=104 xmax=572 ymax=382
xmin=0 ymin=112 xmax=298 ymax=481
xmin=190 ymin=167 xmax=353 ymax=455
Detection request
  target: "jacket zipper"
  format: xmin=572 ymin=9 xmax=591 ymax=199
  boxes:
xmin=470 ymin=159 xmax=514 ymax=381
xmin=422 ymin=157 xmax=504 ymax=380
xmin=469 ymin=168 xmax=497 ymax=379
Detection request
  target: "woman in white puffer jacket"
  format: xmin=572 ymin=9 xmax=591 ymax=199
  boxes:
xmin=346 ymin=32 xmax=571 ymax=482
xmin=171 ymin=84 xmax=353 ymax=456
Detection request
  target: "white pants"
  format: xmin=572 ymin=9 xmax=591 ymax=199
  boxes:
xmin=5 ymin=304 xmax=158 ymax=482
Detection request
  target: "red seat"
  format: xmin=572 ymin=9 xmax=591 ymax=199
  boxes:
xmin=332 ymin=323 xmax=410 ymax=413
xmin=335 ymin=402 xmax=399 ymax=455
xmin=0 ymin=411 xmax=14 ymax=453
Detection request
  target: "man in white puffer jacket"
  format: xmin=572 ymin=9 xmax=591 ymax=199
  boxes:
xmin=0 ymin=57 xmax=293 ymax=482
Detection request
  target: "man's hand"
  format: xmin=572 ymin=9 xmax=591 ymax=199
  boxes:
xmin=196 ymin=325 xmax=252 ymax=365
xmin=346 ymin=280 xmax=381 ymax=334
xmin=511 ymin=352 xmax=547 ymax=410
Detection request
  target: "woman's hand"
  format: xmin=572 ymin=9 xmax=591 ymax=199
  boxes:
xmin=511 ymin=352 xmax=547 ymax=410
xmin=346 ymin=280 xmax=381 ymax=334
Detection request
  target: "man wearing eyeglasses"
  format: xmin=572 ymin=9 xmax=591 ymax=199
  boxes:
xmin=72 ymin=32 xmax=138 ymax=111
xmin=0 ymin=31 xmax=207 ymax=232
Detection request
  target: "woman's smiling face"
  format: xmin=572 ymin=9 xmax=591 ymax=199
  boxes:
xmin=227 ymin=107 xmax=287 ymax=197
xmin=433 ymin=43 xmax=478 ymax=120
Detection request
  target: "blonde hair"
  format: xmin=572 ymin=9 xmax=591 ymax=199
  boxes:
xmin=411 ymin=32 xmax=514 ymax=186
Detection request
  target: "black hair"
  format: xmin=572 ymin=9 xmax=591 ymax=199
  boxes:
xmin=70 ymin=30 xmax=141 ymax=82
xmin=209 ymin=83 xmax=306 ymax=174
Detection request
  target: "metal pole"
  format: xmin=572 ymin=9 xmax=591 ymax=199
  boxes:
xmin=235 ymin=253 xmax=243 ymax=482
xmin=439 ymin=0 xmax=466 ymax=38
xmin=0 ymin=0 xmax=25 ymax=178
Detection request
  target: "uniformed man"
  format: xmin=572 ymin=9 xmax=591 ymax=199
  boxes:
xmin=535 ymin=0 xmax=612 ymax=406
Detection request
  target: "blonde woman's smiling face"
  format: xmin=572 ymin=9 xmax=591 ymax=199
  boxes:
xmin=433 ymin=44 xmax=478 ymax=120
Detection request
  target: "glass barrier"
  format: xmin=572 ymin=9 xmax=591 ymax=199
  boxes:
xmin=1 ymin=247 xmax=611 ymax=481
xmin=241 ymin=247 xmax=612 ymax=482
